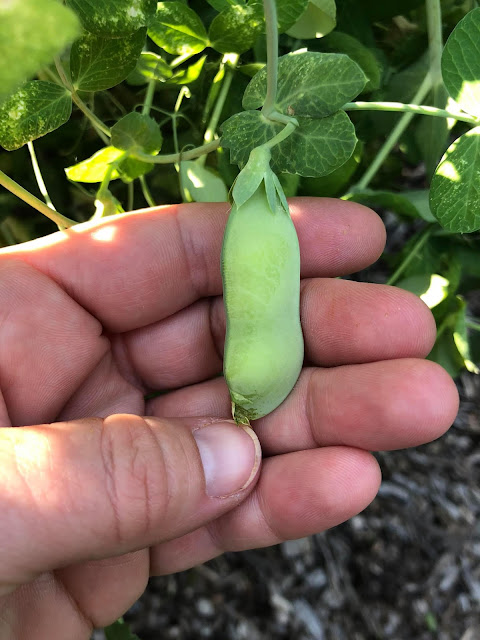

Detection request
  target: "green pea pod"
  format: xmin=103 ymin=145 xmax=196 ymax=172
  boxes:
xmin=221 ymin=151 xmax=304 ymax=424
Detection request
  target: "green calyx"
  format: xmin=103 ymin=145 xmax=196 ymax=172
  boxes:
xmin=232 ymin=145 xmax=289 ymax=215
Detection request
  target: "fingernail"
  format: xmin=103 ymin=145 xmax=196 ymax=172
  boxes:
xmin=194 ymin=423 xmax=261 ymax=498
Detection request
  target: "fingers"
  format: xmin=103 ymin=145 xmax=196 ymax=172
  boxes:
xmin=149 ymin=446 xmax=381 ymax=575
xmin=254 ymin=359 xmax=460 ymax=455
xmin=300 ymin=279 xmax=437 ymax=365
xmin=0 ymin=415 xmax=260 ymax=593
xmin=148 ymin=359 xmax=459 ymax=455
xmin=0 ymin=260 xmax=108 ymax=427
xmin=56 ymin=551 xmax=150 ymax=628
xmin=130 ymin=280 xmax=435 ymax=390
xmin=2 ymin=199 xmax=385 ymax=332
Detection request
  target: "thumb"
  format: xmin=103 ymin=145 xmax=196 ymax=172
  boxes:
xmin=0 ymin=414 xmax=261 ymax=593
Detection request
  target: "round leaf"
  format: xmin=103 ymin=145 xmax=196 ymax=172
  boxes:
xmin=242 ymin=51 xmax=366 ymax=118
xmin=286 ymin=0 xmax=336 ymax=40
xmin=148 ymin=2 xmax=208 ymax=55
xmin=430 ymin=127 xmax=480 ymax=233
xmin=221 ymin=110 xmax=357 ymax=177
xmin=71 ymin=29 xmax=147 ymax=92
xmin=111 ymin=112 xmax=163 ymax=154
xmin=0 ymin=81 xmax=72 ymax=151
xmin=442 ymin=8 xmax=480 ymax=118
xmin=66 ymin=0 xmax=156 ymax=37
xmin=209 ymin=3 xmax=264 ymax=55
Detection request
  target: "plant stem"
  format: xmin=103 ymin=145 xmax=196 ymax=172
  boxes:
xmin=386 ymin=224 xmax=435 ymax=286
xmin=426 ymin=0 xmax=443 ymax=88
xmin=132 ymin=140 xmax=220 ymax=164
xmin=71 ymin=93 xmax=111 ymax=142
xmin=262 ymin=120 xmax=298 ymax=150
xmin=0 ymin=169 xmax=76 ymax=229
xmin=343 ymin=101 xmax=478 ymax=125
xmin=55 ymin=57 xmax=111 ymax=142
xmin=139 ymin=175 xmax=156 ymax=207
xmin=466 ymin=320 xmax=480 ymax=332
xmin=127 ymin=182 xmax=134 ymax=212
xmin=354 ymin=73 xmax=433 ymax=190
xmin=27 ymin=142 xmax=56 ymax=210
xmin=261 ymin=0 xmax=279 ymax=117
xmin=199 ymin=54 xmax=239 ymax=166
xmin=170 ymin=52 xmax=194 ymax=69
xmin=142 ymin=80 xmax=156 ymax=116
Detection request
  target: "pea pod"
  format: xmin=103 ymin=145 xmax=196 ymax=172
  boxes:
xmin=221 ymin=148 xmax=304 ymax=424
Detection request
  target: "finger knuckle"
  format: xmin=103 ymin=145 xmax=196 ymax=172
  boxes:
xmin=100 ymin=415 xmax=170 ymax=545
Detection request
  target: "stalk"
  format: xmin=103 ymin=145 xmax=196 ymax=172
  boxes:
xmin=355 ymin=73 xmax=433 ymax=190
xmin=0 ymin=169 xmax=76 ymax=229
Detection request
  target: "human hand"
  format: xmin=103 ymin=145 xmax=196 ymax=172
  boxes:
xmin=0 ymin=199 xmax=458 ymax=638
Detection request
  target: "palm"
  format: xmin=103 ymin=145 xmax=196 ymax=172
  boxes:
xmin=0 ymin=200 xmax=458 ymax=638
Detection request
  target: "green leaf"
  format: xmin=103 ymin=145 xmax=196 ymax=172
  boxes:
xmin=428 ymin=328 xmax=465 ymax=378
xmin=286 ymin=0 xmax=336 ymax=39
xmin=126 ymin=52 xmax=173 ymax=85
xmin=441 ymin=8 xmax=480 ymax=117
xmin=221 ymin=110 xmax=357 ymax=177
xmin=111 ymin=112 xmax=163 ymax=154
xmin=430 ymin=127 xmax=480 ymax=233
xmin=104 ymin=618 xmax=141 ymax=640
xmin=344 ymin=189 xmax=437 ymax=223
xmin=242 ymin=52 xmax=366 ymax=118
xmin=276 ymin=0 xmax=310 ymax=33
xmin=453 ymin=297 xmax=479 ymax=373
xmin=0 ymin=81 xmax=72 ymax=151
xmin=302 ymin=139 xmax=362 ymax=196
xmin=148 ymin=2 xmax=208 ymax=55
xmin=239 ymin=63 xmax=265 ymax=78
xmin=314 ymin=31 xmax=382 ymax=92
xmin=71 ymin=29 xmax=146 ymax=92
xmin=66 ymin=0 xmax=156 ymax=37
xmin=209 ymin=3 xmax=265 ymax=54
xmin=401 ymin=190 xmax=437 ymax=223
xmin=397 ymin=274 xmax=450 ymax=309
xmin=180 ymin=160 xmax=228 ymax=202
xmin=116 ymin=157 xmax=154 ymax=182
xmin=0 ymin=0 xmax=80 ymax=105
xmin=65 ymin=147 xmax=124 ymax=183
xmin=206 ymin=0 xmax=231 ymax=11
xmin=168 ymin=55 xmax=206 ymax=85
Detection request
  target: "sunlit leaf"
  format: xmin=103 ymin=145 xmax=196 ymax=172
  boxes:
xmin=286 ymin=0 xmax=336 ymax=40
xmin=148 ymin=2 xmax=208 ymax=55
xmin=243 ymin=51 xmax=366 ymax=118
xmin=66 ymin=0 xmax=156 ymax=37
xmin=221 ymin=110 xmax=357 ymax=177
xmin=430 ymin=127 xmax=480 ymax=233
xmin=442 ymin=8 xmax=480 ymax=117
xmin=209 ymin=3 xmax=264 ymax=54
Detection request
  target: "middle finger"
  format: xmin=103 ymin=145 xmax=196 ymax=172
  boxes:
xmin=124 ymin=279 xmax=436 ymax=390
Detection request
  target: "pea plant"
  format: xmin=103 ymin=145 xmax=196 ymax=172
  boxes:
xmin=1 ymin=1 xmax=480 ymax=378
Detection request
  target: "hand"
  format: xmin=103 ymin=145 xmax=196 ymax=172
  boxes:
xmin=0 ymin=199 xmax=458 ymax=639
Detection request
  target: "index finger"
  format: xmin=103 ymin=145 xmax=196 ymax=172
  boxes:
xmin=1 ymin=198 xmax=385 ymax=333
